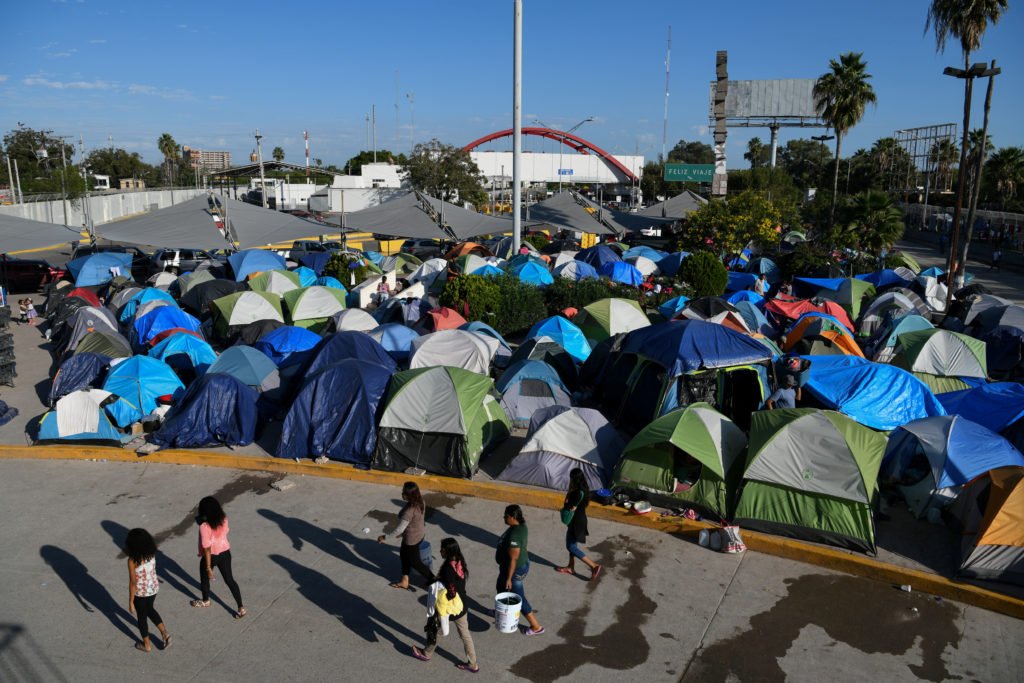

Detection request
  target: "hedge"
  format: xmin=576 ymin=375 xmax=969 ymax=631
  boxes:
xmin=439 ymin=275 xmax=546 ymax=336
xmin=677 ymin=251 xmax=727 ymax=297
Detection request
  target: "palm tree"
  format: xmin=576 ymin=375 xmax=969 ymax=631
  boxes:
xmin=744 ymin=137 xmax=766 ymax=169
xmin=813 ymin=52 xmax=877 ymax=226
xmin=272 ymin=146 xmax=285 ymax=162
xmin=928 ymin=139 xmax=958 ymax=188
xmin=848 ymin=190 xmax=905 ymax=255
xmin=986 ymin=147 xmax=1024 ymax=210
xmin=157 ymin=133 xmax=177 ymax=185
xmin=965 ymin=128 xmax=994 ymax=190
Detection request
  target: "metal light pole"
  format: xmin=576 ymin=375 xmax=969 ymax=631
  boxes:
xmin=254 ymin=129 xmax=268 ymax=209
xmin=512 ymin=0 xmax=522 ymax=253
xmin=959 ymin=60 xmax=1000 ymax=286
xmin=13 ymin=159 xmax=22 ymax=204
xmin=406 ymin=92 xmax=416 ymax=153
xmin=4 ymin=155 xmax=13 ymax=204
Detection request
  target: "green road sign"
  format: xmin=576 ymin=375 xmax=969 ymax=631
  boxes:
xmin=664 ymin=163 xmax=715 ymax=182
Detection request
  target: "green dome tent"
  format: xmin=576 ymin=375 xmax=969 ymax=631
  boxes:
xmin=575 ymin=298 xmax=650 ymax=343
xmin=733 ymin=408 xmax=887 ymax=553
xmin=210 ymin=291 xmax=284 ymax=340
xmin=248 ymin=269 xmax=302 ymax=298
xmin=373 ymin=366 xmax=511 ymax=478
xmin=891 ymin=328 xmax=987 ymax=394
xmin=613 ymin=403 xmax=747 ymax=520
xmin=283 ymin=286 xmax=347 ymax=333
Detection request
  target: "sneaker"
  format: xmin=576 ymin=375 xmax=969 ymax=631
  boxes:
xmin=523 ymin=626 xmax=545 ymax=636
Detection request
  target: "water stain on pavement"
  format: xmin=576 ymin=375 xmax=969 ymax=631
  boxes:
xmin=423 ymin=492 xmax=462 ymax=511
xmin=509 ymin=535 xmax=657 ymax=682
xmin=684 ymin=574 xmax=962 ymax=682
xmin=364 ymin=510 xmax=399 ymax=535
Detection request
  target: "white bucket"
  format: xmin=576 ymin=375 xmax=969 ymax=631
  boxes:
xmin=494 ymin=592 xmax=522 ymax=634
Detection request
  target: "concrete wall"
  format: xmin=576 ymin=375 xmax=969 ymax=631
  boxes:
xmin=0 ymin=189 xmax=205 ymax=228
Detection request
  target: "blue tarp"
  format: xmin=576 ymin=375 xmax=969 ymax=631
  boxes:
xmin=802 ymin=355 xmax=947 ymax=431
xmin=471 ymin=264 xmax=505 ymax=278
xmin=66 ymin=252 xmax=135 ymax=286
xmin=151 ymin=373 xmax=258 ymax=448
xmin=795 ymin=276 xmax=844 ymax=292
xmin=726 ymin=290 xmax=766 ymax=308
xmin=305 ymin=330 xmax=398 ymax=376
xmin=883 ymin=415 xmax=1024 ymax=490
xmin=369 ymin=323 xmax=420 ymax=361
xmin=527 ymin=316 xmax=592 ymax=363
xmin=118 ymin=288 xmax=178 ymax=323
xmin=856 ymin=269 xmax=912 ymax=289
xmin=277 ymin=358 xmax=393 ymax=465
xmin=315 ymin=275 xmax=346 ymax=290
xmin=300 ymin=252 xmax=332 ymax=275
xmin=599 ymin=261 xmax=643 ymax=286
xmin=132 ymin=307 xmax=202 ymax=348
xmin=576 ymin=245 xmax=621 ymax=270
xmin=49 ymin=353 xmax=111 ymax=405
xmin=726 ymin=271 xmax=758 ymax=293
xmin=622 ymin=320 xmax=772 ymax=377
xmin=938 ymin=382 xmax=1024 ymax=433
xmin=253 ymin=325 xmax=322 ymax=367
xmin=656 ymin=252 xmax=689 ymax=277
xmin=510 ymin=261 xmax=555 ymax=286
xmin=292 ymin=266 xmax=318 ymax=287
xmin=229 ymin=249 xmax=287 ymax=281
xmin=102 ymin=356 xmax=185 ymax=419
xmin=148 ymin=332 xmax=218 ymax=375
xmin=658 ymin=295 xmax=690 ymax=320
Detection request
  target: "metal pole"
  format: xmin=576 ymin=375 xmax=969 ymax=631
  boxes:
xmin=922 ymin=170 xmax=930 ymax=231
xmin=558 ymin=135 xmax=563 ymax=194
xmin=255 ymin=129 xmax=268 ymax=209
xmin=945 ymin=76 xmax=974 ymax=307
xmin=512 ymin=0 xmax=522 ymax=252
xmin=372 ymin=105 xmax=377 ymax=163
xmin=4 ymin=155 xmax=13 ymax=204
xmin=59 ymin=138 xmax=69 ymax=226
xmin=960 ymin=60 xmax=999 ymax=284
xmin=769 ymin=125 xmax=779 ymax=169
xmin=13 ymin=159 xmax=22 ymax=204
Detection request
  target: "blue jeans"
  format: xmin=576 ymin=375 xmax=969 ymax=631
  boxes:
xmin=496 ymin=561 xmax=532 ymax=614
xmin=566 ymin=529 xmax=586 ymax=560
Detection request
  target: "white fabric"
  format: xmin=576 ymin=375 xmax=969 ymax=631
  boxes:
xmin=410 ymin=330 xmax=498 ymax=376
xmin=228 ymin=292 xmax=284 ymax=326
xmin=521 ymin=411 xmax=602 ymax=466
xmin=332 ymin=309 xmax=378 ymax=332
xmin=55 ymin=389 xmax=112 ymax=437
xmin=409 ymin=259 xmax=448 ymax=287
xmin=553 ymin=251 xmax=579 ymax=269
xmin=624 ymin=255 xmax=659 ymax=276
xmin=291 ymin=286 xmax=345 ymax=321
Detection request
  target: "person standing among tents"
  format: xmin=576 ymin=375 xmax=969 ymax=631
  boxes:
xmin=495 ymin=505 xmax=544 ymax=636
xmin=190 ymin=496 xmax=246 ymax=619
xmin=378 ymin=481 xmax=434 ymax=590
xmin=753 ymin=274 xmax=768 ymax=296
xmin=411 ymin=537 xmax=479 ymax=672
xmin=556 ymin=468 xmax=602 ymax=582
xmin=765 ymin=375 xmax=800 ymax=410
xmin=124 ymin=528 xmax=172 ymax=652
xmin=991 ymin=248 xmax=1002 ymax=272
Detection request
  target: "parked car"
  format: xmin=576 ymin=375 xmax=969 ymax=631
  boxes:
xmin=69 ymin=244 xmax=150 ymax=281
xmin=149 ymin=248 xmax=218 ymax=275
xmin=1 ymin=257 xmax=63 ymax=292
xmin=541 ymin=238 xmax=582 ymax=255
xmin=400 ymin=238 xmax=443 ymax=259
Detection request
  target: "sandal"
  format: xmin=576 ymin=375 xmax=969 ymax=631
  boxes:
xmin=456 ymin=663 xmax=480 ymax=673
xmin=190 ymin=599 xmax=210 ymax=608
xmin=590 ymin=565 xmax=603 ymax=582
xmin=135 ymin=642 xmax=151 ymax=653
xmin=412 ymin=645 xmax=431 ymax=661
xmin=555 ymin=567 xmax=573 ymax=575
xmin=234 ymin=607 xmax=247 ymax=619
xmin=162 ymin=635 xmax=172 ymax=649
xmin=389 ymin=582 xmax=414 ymax=591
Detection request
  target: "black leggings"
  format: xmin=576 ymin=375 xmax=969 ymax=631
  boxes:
xmin=400 ymin=542 xmax=433 ymax=580
xmin=133 ymin=595 xmax=163 ymax=639
xmin=200 ymin=550 xmax=243 ymax=608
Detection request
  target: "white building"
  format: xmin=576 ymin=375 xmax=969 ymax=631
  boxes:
xmin=307 ymin=162 xmax=409 ymax=214
xmin=470 ymin=151 xmax=643 ymax=188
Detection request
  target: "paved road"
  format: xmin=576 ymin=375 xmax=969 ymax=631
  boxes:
xmin=0 ymin=459 xmax=1020 ymax=683
xmin=897 ymin=238 xmax=1023 ymax=304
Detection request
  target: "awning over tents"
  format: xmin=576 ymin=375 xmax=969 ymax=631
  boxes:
xmin=0 ymin=212 xmax=83 ymax=254
xmin=524 ymin=191 xmax=625 ymax=236
xmin=638 ymin=190 xmax=708 ymax=219
xmin=344 ymin=192 xmax=530 ymax=240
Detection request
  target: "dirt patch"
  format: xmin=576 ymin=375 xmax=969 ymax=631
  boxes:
xmin=684 ymin=574 xmax=963 ymax=682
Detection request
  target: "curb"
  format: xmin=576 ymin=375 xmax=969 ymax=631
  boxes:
xmin=2 ymin=444 xmax=1022 ymax=620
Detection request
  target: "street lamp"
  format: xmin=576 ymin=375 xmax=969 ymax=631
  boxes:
xmin=943 ymin=62 xmax=999 ymax=303
xmin=811 ymin=135 xmax=835 ymax=197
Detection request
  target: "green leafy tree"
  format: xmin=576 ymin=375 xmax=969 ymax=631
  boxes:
xmin=813 ymin=52 xmax=877 ymax=225
xmin=744 ymin=137 xmax=769 ymax=169
xmin=668 ymin=139 xmax=714 ymax=164
xmin=440 ymin=275 xmax=546 ymax=335
xmin=985 ymin=147 xmax=1024 ymax=210
xmin=676 ymin=251 xmax=728 ymax=297
xmin=2 ymin=126 xmax=78 ymax=194
xmin=157 ymin=133 xmax=178 ymax=185
xmin=405 ymin=139 xmax=487 ymax=207
xmin=778 ymin=138 xmax=833 ymax=190
xmin=343 ymin=149 xmax=410 ymax=176
xmin=844 ymin=190 xmax=905 ymax=255
xmin=84 ymin=148 xmax=158 ymax=185
xmin=679 ymin=190 xmax=782 ymax=256
xmin=271 ymin=146 xmax=285 ymax=162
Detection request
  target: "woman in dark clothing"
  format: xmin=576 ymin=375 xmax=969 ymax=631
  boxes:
xmin=495 ymin=504 xmax=544 ymax=636
xmin=556 ymin=468 xmax=602 ymax=581
xmin=378 ymin=481 xmax=433 ymax=589
xmin=412 ymin=538 xmax=479 ymax=672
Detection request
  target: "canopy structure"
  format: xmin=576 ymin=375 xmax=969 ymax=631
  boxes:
xmin=345 ymin=191 xmax=530 ymax=240
xmin=638 ymin=190 xmax=708 ymax=219
xmin=95 ymin=195 xmax=232 ymax=249
xmin=525 ymin=191 xmax=633 ymax=236
xmin=613 ymin=403 xmax=747 ymax=520
xmin=0 ymin=213 xmax=83 ymax=254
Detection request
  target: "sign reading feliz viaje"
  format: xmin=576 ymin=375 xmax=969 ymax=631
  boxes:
xmin=664 ymin=163 xmax=715 ymax=182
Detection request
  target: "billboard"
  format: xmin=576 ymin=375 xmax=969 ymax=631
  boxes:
xmin=708 ymin=79 xmax=822 ymax=121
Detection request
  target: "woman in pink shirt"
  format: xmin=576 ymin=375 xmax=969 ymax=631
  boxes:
xmin=190 ymin=496 xmax=246 ymax=618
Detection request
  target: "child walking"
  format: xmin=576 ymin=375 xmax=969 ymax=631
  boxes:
xmin=124 ymin=528 xmax=172 ymax=652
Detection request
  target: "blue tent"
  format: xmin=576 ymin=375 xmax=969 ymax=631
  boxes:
xmin=118 ymin=288 xmax=178 ymax=323
xmin=277 ymin=358 xmax=393 ymax=465
xmin=795 ymin=276 xmax=844 ymax=291
xmin=856 ymin=269 xmax=912 ymax=289
xmin=253 ymin=325 xmax=322 ymax=367
xmin=300 ymin=252 xmax=332 ymax=275
xmin=315 ymin=275 xmax=346 ymax=291
xmin=38 ymin=390 xmax=138 ymax=444
xmin=102 ymin=356 xmax=185 ymax=420
xmin=746 ymin=257 xmax=781 ymax=283
xmin=368 ymin=323 xmax=420 ymax=362
xmin=495 ymin=359 xmax=572 ymax=426
xmin=151 ymin=373 xmax=258 ymax=448
xmin=623 ymin=246 xmax=667 ymax=262
xmin=872 ymin=314 xmax=934 ymax=355
xmin=207 ymin=346 xmax=281 ymax=395
xmin=66 ymin=252 xmax=135 ymax=286
xmin=657 ymin=252 xmax=690 ymax=277
xmin=461 ymin=321 xmax=513 ymax=368
xmin=658 ymin=295 xmax=690 ymax=320
xmin=734 ymin=300 xmax=776 ymax=337
xmin=726 ymin=271 xmax=759 ymax=293
xmin=553 ymin=260 xmax=599 ymax=281
xmin=305 ymin=330 xmax=398 ymax=376
xmin=576 ymin=245 xmax=621 ymax=270
xmin=132 ymin=307 xmax=202 ymax=348
xmin=622 ymin=320 xmax=773 ymax=377
xmin=471 ymin=264 xmax=505 ymax=278
xmin=802 ymin=355 xmax=946 ymax=431
xmin=149 ymin=332 xmax=218 ymax=376
xmin=599 ymin=261 xmax=643 ymax=286
xmin=505 ymin=253 xmax=547 ymax=270
xmin=527 ymin=316 xmax=592 ymax=363
xmin=726 ymin=290 xmax=766 ymax=308
xmin=49 ymin=353 xmax=111 ymax=405
xmin=362 ymin=251 xmax=385 ymax=265
xmin=727 ymin=248 xmax=752 ymax=269
xmin=938 ymin=382 xmax=1024 ymax=434
xmin=292 ymin=266 xmax=318 ymax=287
xmin=920 ymin=266 xmax=944 ymax=278
xmin=229 ymin=249 xmax=287 ymax=281
xmin=881 ymin=415 xmax=1024 ymax=517
xmin=510 ymin=261 xmax=554 ymax=286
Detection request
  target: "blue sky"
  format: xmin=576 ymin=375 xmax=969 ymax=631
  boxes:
xmin=2 ymin=0 xmax=1021 ymax=170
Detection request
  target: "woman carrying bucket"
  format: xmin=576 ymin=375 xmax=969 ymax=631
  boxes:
xmin=411 ymin=538 xmax=479 ymax=672
xmin=495 ymin=505 xmax=544 ymax=636
xmin=378 ymin=481 xmax=434 ymax=590
xmin=556 ymin=468 xmax=602 ymax=581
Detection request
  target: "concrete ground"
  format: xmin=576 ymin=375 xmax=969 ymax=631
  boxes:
xmin=0 ymin=458 xmax=1021 ymax=683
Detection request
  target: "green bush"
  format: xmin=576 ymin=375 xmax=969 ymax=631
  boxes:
xmin=524 ymin=232 xmax=551 ymax=251
xmin=541 ymin=277 xmax=619 ymax=315
xmin=676 ymin=251 xmax=727 ymax=297
xmin=324 ymin=252 xmax=372 ymax=288
xmin=439 ymin=275 xmax=545 ymax=336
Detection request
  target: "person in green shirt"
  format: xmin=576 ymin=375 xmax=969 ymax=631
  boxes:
xmin=495 ymin=505 xmax=544 ymax=636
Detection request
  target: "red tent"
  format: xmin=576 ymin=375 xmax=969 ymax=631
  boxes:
xmin=415 ymin=307 xmax=468 ymax=334
xmin=65 ymin=287 xmax=102 ymax=308
xmin=765 ymin=298 xmax=854 ymax=331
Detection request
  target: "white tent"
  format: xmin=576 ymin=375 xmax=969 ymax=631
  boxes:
xmin=409 ymin=329 xmax=499 ymax=375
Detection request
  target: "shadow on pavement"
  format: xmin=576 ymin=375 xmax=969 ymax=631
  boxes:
xmin=0 ymin=623 xmax=69 ymax=682
xmin=38 ymin=545 xmax=137 ymax=642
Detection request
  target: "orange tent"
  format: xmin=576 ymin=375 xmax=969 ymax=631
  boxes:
xmin=951 ymin=467 xmax=1024 ymax=585
xmin=444 ymin=242 xmax=493 ymax=260
xmin=414 ymin=307 xmax=468 ymax=334
xmin=783 ymin=315 xmax=865 ymax=357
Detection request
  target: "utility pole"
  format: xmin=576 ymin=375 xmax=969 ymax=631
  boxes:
xmin=13 ymin=159 xmax=22 ymax=204
xmin=58 ymin=135 xmax=70 ymax=226
xmin=255 ymin=129 xmax=268 ymax=209
xmin=79 ymin=134 xmax=91 ymax=237
xmin=4 ymin=155 xmax=13 ymax=205
xmin=512 ymin=0 xmax=523 ymax=254
xmin=365 ymin=113 xmax=370 ymax=152
xmin=959 ymin=60 xmax=1000 ymax=286
xmin=372 ymin=105 xmax=377 ymax=163
xmin=304 ymin=130 xmax=310 ymax=178
xmin=406 ymin=92 xmax=416 ymax=153
xmin=662 ymin=26 xmax=671 ymax=165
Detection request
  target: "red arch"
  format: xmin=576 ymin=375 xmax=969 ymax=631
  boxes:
xmin=463 ymin=127 xmax=638 ymax=182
